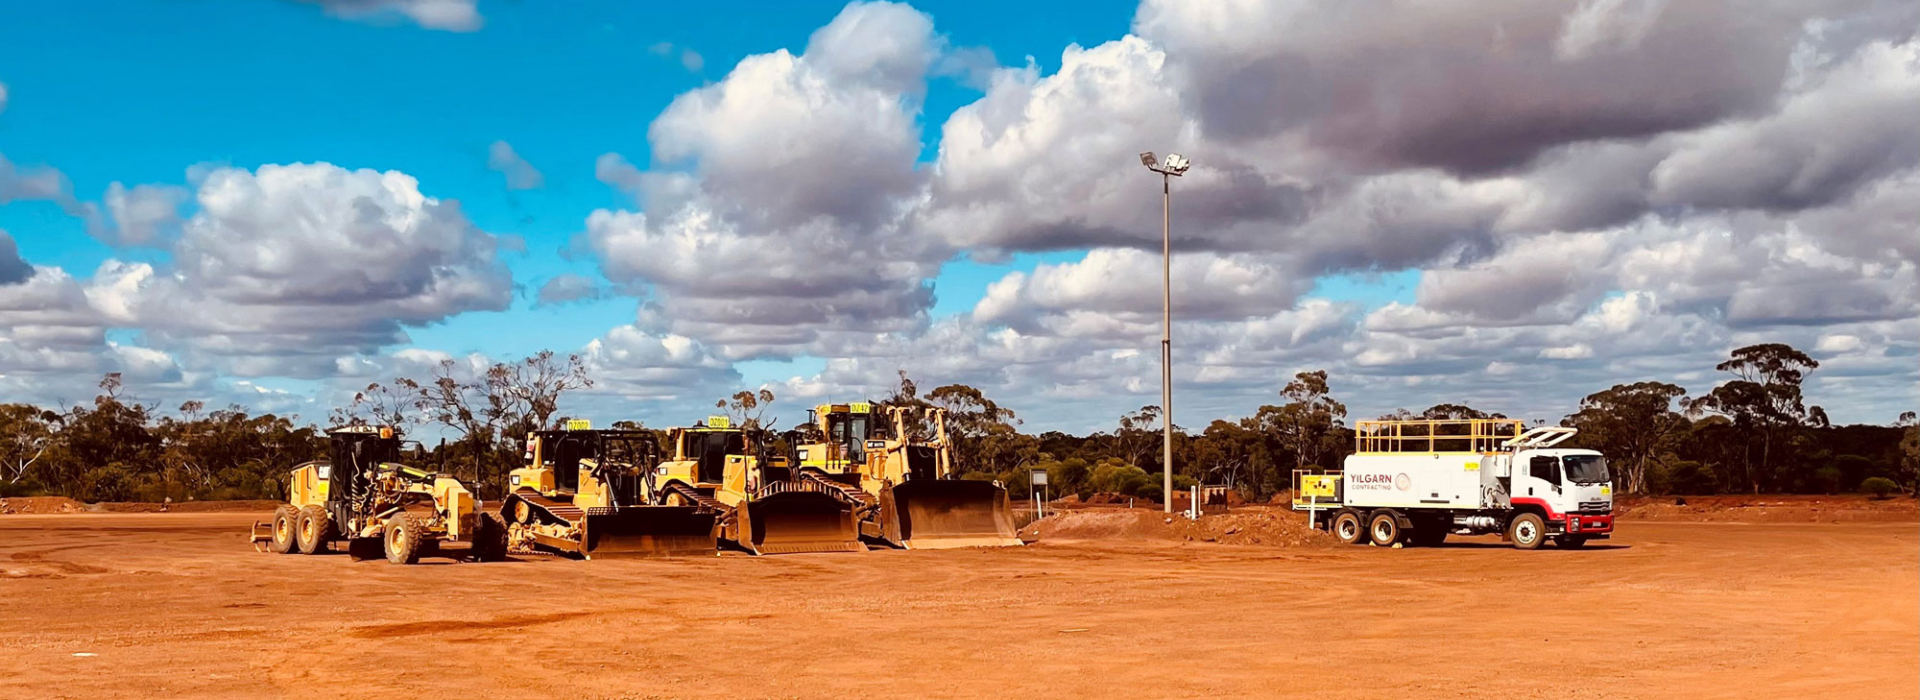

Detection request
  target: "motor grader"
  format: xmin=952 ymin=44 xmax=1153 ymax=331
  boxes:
xmin=792 ymin=402 xmax=1021 ymax=549
xmin=253 ymin=425 xmax=506 ymax=564
xmin=499 ymin=423 xmax=717 ymax=558
xmin=643 ymin=416 xmax=863 ymax=555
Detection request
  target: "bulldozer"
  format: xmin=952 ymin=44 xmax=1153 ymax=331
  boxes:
xmin=792 ymin=402 xmax=1022 ymax=549
xmin=499 ymin=423 xmax=717 ymax=558
xmin=252 ymin=425 xmax=506 ymax=564
xmin=643 ymin=416 xmax=864 ymax=555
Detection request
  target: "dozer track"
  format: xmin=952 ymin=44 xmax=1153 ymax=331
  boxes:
xmin=505 ymin=491 xmax=717 ymax=559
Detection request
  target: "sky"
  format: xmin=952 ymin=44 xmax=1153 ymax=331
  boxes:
xmin=1 ymin=0 xmax=1916 ymax=435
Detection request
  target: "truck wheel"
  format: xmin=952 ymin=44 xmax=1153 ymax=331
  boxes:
xmin=268 ymin=505 xmax=300 ymax=554
xmin=473 ymin=512 xmax=509 ymax=562
xmin=1508 ymin=513 xmax=1546 ymax=550
xmin=1368 ymin=513 xmax=1401 ymax=547
xmin=1558 ymin=535 xmax=1590 ymax=549
xmin=384 ymin=513 xmax=425 ymax=565
xmin=295 ymin=505 xmax=331 ymax=555
xmin=1332 ymin=511 xmax=1366 ymax=545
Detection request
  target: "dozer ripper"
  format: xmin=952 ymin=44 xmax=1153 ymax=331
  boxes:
xmin=644 ymin=416 xmax=864 ymax=555
xmin=793 ymin=402 xmax=1022 ymax=549
xmin=500 ymin=424 xmax=718 ymax=558
xmin=252 ymin=425 xmax=506 ymax=564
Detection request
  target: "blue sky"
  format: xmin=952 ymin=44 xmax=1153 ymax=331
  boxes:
xmin=2 ymin=1 xmax=1913 ymax=432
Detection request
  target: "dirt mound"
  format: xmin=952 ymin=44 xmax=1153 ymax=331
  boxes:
xmin=1616 ymin=495 xmax=1917 ymax=523
xmin=0 ymin=496 xmax=95 ymax=514
xmin=1024 ymin=506 xmax=1337 ymax=548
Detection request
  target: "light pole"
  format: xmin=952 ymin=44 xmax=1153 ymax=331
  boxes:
xmin=1139 ymin=151 xmax=1188 ymax=514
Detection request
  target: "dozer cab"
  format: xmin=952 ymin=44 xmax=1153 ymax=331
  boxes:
xmin=644 ymin=416 xmax=864 ymax=555
xmin=251 ymin=425 xmax=506 ymax=564
xmin=793 ymin=402 xmax=1021 ymax=549
xmin=500 ymin=423 xmax=718 ymax=558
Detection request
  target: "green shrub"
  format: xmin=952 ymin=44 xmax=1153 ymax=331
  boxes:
xmin=1135 ymin=484 xmax=1164 ymax=503
xmin=1811 ymin=466 xmax=1843 ymax=494
xmin=1088 ymin=460 xmax=1151 ymax=495
xmin=1860 ymin=476 xmax=1899 ymax=499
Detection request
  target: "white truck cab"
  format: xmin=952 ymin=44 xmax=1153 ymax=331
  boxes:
xmin=1295 ymin=419 xmax=1615 ymax=549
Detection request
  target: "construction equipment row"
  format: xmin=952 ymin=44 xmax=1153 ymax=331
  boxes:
xmin=250 ymin=402 xmax=1023 ymax=564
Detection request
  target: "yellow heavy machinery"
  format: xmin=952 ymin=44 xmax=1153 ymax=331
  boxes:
xmin=644 ymin=416 xmax=864 ymax=555
xmin=500 ymin=424 xmax=718 ymax=558
xmin=252 ymin=426 xmax=506 ymax=564
xmin=793 ymin=402 xmax=1022 ymax=549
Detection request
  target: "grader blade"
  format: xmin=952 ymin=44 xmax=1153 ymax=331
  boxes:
xmin=579 ymin=507 xmax=718 ymax=558
xmin=884 ymin=480 xmax=1023 ymax=549
xmin=738 ymin=491 xmax=865 ymax=555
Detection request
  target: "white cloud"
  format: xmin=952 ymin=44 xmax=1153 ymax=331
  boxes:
xmin=301 ymin=0 xmax=482 ymax=32
xmin=486 ymin=140 xmax=544 ymax=190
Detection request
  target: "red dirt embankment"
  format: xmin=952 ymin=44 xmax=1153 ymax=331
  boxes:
xmin=1614 ymin=494 xmax=1917 ymax=523
xmin=1022 ymin=494 xmax=1916 ymax=547
xmin=1024 ymin=507 xmax=1339 ymax=547
xmin=0 ymin=497 xmax=282 ymax=515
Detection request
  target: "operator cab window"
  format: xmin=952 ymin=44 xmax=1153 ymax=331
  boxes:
xmin=1529 ymin=456 xmax=1561 ymax=484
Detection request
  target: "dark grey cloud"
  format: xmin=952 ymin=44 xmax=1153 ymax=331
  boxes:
xmin=0 ymin=231 xmax=29 ymax=286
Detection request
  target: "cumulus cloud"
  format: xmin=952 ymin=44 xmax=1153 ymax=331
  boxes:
xmin=486 ymin=140 xmax=544 ymax=190
xmin=100 ymin=182 xmax=189 ymax=247
xmin=99 ymin=163 xmax=513 ymax=376
xmin=588 ymin=1 xmax=949 ymax=359
xmin=299 ymin=0 xmax=482 ymax=32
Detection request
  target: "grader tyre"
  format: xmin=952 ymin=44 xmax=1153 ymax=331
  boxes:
xmin=295 ymin=505 xmax=331 ymax=555
xmin=385 ymin=513 xmax=425 ymax=565
xmin=1367 ymin=513 xmax=1402 ymax=547
xmin=268 ymin=505 xmax=299 ymax=554
xmin=1332 ymin=511 xmax=1366 ymax=546
xmin=473 ymin=513 xmax=509 ymax=562
xmin=1508 ymin=513 xmax=1547 ymax=550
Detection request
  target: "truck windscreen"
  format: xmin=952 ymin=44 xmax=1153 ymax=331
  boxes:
xmin=1563 ymin=455 xmax=1610 ymax=485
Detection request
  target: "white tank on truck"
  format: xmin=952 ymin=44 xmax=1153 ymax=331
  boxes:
xmin=1293 ymin=419 xmax=1614 ymax=549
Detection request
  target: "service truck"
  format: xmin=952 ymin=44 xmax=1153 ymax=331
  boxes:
xmin=1294 ymin=418 xmax=1614 ymax=549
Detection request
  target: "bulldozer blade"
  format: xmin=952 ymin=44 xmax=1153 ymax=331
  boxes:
xmin=884 ymin=480 xmax=1023 ymax=549
xmin=579 ymin=507 xmax=719 ymax=558
xmin=738 ymin=491 xmax=865 ymax=555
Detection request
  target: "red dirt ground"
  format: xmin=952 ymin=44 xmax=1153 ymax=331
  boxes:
xmin=0 ymin=507 xmax=1913 ymax=700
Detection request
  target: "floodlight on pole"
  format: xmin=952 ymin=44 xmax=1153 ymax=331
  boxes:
xmin=1139 ymin=149 xmax=1188 ymax=514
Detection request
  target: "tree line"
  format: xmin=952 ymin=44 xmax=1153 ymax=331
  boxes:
xmin=2 ymin=343 xmax=1913 ymax=504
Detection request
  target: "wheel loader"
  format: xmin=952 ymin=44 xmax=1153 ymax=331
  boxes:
xmin=499 ymin=423 xmax=718 ymax=558
xmin=792 ymin=402 xmax=1021 ymax=549
xmin=643 ymin=416 xmax=864 ymax=555
xmin=251 ymin=425 xmax=506 ymax=564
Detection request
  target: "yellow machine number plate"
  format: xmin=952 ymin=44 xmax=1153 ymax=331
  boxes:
xmin=706 ymin=415 xmax=732 ymax=428
xmin=566 ymin=418 xmax=592 ymax=431
xmin=1301 ymin=475 xmax=1338 ymax=498
xmin=849 ymin=402 xmax=871 ymax=414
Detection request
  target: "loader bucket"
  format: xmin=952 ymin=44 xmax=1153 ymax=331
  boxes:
xmin=884 ymin=480 xmax=1023 ymax=549
xmin=580 ymin=507 xmax=719 ymax=558
xmin=737 ymin=491 xmax=865 ymax=555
